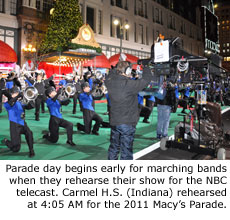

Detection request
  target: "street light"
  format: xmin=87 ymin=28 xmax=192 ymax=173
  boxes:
xmin=113 ymin=19 xmax=130 ymax=55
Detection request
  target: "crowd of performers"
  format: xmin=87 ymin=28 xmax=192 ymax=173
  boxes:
xmin=0 ymin=63 xmax=230 ymax=159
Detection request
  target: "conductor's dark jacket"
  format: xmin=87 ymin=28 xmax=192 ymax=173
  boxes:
xmin=105 ymin=67 xmax=152 ymax=126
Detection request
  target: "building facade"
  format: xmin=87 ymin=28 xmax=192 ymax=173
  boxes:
xmin=0 ymin=0 xmax=19 ymax=54
xmin=214 ymin=0 xmax=230 ymax=71
xmin=79 ymin=0 xmax=204 ymax=59
xmin=0 ymin=0 xmax=53 ymax=65
xmin=0 ymin=0 xmax=204 ymax=66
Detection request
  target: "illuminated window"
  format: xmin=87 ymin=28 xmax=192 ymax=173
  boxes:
xmin=222 ymin=21 xmax=225 ymax=24
xmin=227 ymin=57 xmax=230 ymax=61
xmin=223 ymin=49 xmax=225 ymax=53
xmin=224 ymin=57 xmax=227 ymax=61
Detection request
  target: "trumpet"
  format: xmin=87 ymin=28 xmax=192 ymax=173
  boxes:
xmin=22 ymin=86 xmax=38 ymax=103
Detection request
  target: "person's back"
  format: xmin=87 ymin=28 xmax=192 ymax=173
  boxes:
xmin=105 ymin=63 xmax=152 ymax=126
xmin=105 ymin=61 xmax=152 ymax=160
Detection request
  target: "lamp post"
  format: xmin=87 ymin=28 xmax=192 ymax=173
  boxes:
xmin=113 ymin=19 xmax=130 ymax=56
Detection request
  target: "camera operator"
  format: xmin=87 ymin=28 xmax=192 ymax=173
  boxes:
xmin=156 ymin=81 xmax=177 ymax=140
xmin=105 ymin=61 xmax=152 ymax=160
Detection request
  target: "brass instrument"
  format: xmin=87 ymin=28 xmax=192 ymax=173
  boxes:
xmin=7 ymin=71 xmax=16 ymax=80
xmin=22 ymin=86 xmax=38 ymax=103
xmin=65 ymin=83 xmax=76 ymax=96
xmin=58 ymin=83 xmax=76 ymax=100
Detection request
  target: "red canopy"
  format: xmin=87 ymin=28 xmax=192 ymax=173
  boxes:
xmin=109 ymin=53 xmax=141 ymax=70
xmin=83 ymin=53 xmax=111 ymax=68
xmin=38 ymin=62 xmax=73 ymax=78
xmin=0 ymin=40 xmax=17 ymax=63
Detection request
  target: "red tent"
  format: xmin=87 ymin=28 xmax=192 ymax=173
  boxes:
xmin=38 ymin=62 xmax=73 ymax=78
xmin=0 ymin=40 xmax=17 ymax=63
xmin=83 ymin=53 xmax=111 ymax=68
xmin=109 ymin=53 xmax=142 ymax=70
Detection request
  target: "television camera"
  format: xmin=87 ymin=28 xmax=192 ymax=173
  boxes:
xmin=137 ymin=37 xmax=229 ymax=160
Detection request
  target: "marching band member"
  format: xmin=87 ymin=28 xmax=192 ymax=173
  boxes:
xmin=146 ymin=95 xmax=155 ymax=115
xmin=43 ymin=87 xmax=76 ymax=146
xmin=72 ymin=75 xmax=83 ymax=114
xmin=59 ymin=74 xmax=68 ymax=87
xmin=77 ymin=82 xmax=103 ymax=135
xmin=6 ymin=71 xmax=21 ymax=90
xmin=25 ymin=72 xmax=54 ymax=121
xmin=138 ymin=93 xmax=152 ymax=124
xmin=42 ymin=73 xmax=56 ymax=113
xmin=1 ymin=87 xmax=35 ymax=157
xmin=83 ymin=70 xmax=94 ymax=90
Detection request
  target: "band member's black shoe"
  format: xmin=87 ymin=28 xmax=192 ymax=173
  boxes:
xmin=66 ymin=140 xmax=76 ymax=146
xmin=43 ymin=133 xmax=49 ymax=139
xmin=143 ymin=119 xmax=150 ymax=123
xmin=72 ymin=110 xmax=76 ymax=114
xmin=76 ymin=123 xmax=81 ymax=131
xmin=29 ymin=150 xmax=35 ymax=158
xmin=92 ymin=131 xmax=99 ymax=136
xmin=35 ymin=114 xmax=40 ymax=121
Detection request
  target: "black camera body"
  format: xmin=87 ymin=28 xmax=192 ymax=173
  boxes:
xmin=138 ymin=37 xmax=211 ymax=87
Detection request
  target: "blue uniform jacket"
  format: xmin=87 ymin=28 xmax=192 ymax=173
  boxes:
xmin=148 ymin=95 xmax=155 ymax=102
xmin=4 ymin=101 xmax=25 ymax=126
xmin=175 ymin=86 xmax=179 ymax=99
xmin=138 ymin=94 xmax=144 ymax=105
xmin=6 ymin=81 xmax=14 ymax=89
xmin=59 ymin=79 xmax=67 ymax=86
xmin=46 ymin=98 xmax=62 ymax=119
xmin=79 ymin=92 xmax=94 ymax=111
xmin=184 ymin=87 xmax=190 ymax=97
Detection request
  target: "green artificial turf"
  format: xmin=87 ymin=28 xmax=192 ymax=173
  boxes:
xmin=0 ymin=102 xmax=227 ymax=160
